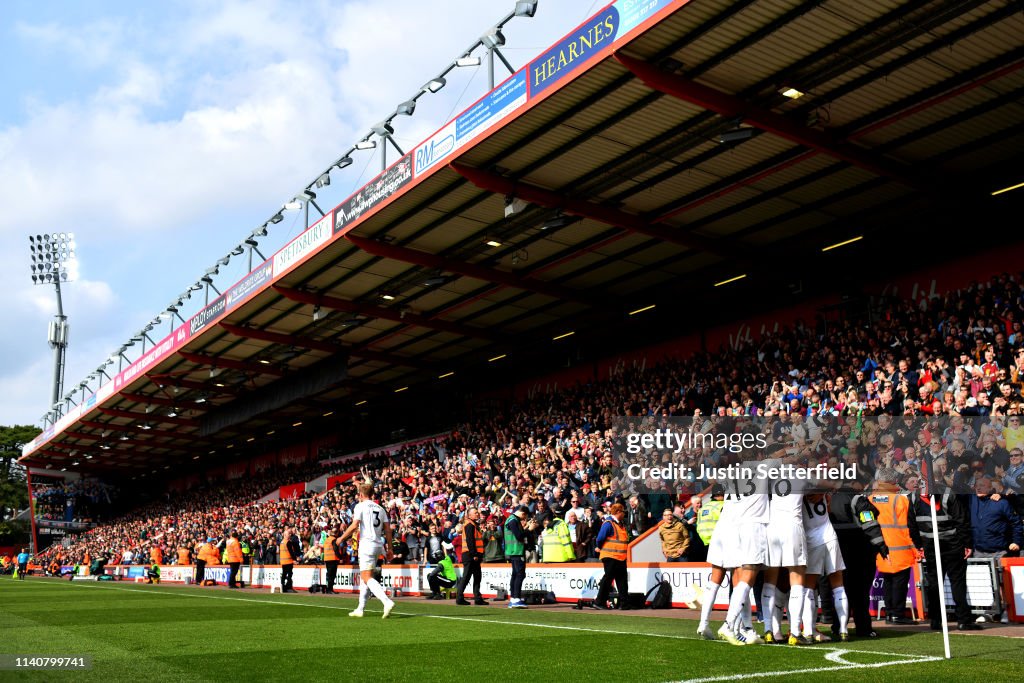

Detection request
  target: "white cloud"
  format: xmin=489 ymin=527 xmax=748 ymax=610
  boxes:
xmin=0 ymin=0 xmax=590 ymax=426
xmin=15 ymin=18 xmax=128 ymax=70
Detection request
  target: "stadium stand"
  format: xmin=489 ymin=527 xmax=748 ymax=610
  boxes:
xmin=36 ymin=266 xmax=1024 ymax=619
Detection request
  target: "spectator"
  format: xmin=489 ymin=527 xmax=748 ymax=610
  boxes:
xmin=970 ymin=478 xmax=1023 ymax=560
xmin=658 ymin=508 xmax=691 ymax=562
xmin=482 ymin=517 xmax=504 ymax=563
xmin=627 ymin=495 xmax=650 ymax=539
xmin=566 ymin=511 xmax=592 ymax=562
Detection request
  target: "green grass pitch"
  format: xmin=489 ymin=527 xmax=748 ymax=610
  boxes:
xmin=2 ymin=578 xmax=1023 ymax=682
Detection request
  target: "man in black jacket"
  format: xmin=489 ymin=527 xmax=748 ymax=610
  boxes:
xmin=911 ymin=488 xmax=979 ymax=630
xmin=455 ymin=507 xmax=488 ymax=606
xmin=280 ymin=528 xmax=301 ymax=594
xmin=828 ymin=488 xmax=890 ymax=638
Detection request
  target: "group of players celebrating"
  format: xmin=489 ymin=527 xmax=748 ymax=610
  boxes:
xmin=697 ymin=451 xmax=855 ymax=646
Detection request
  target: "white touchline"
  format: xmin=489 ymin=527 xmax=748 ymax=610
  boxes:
xmin=53 ymin=581 xmax=945 ymax=660
xmin=670 ymin=653 xmax=944 ymax=683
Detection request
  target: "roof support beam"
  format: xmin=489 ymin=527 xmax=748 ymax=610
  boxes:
xmin=82 ymin=419 xmax=183 ymax=440
xmin=98 ymin=407 xmax=198 ymax=426
xmin=449 ymin=162 xmax=731 ymax=257
xmin=346 ymin=234 xmax=597 ymax=306
xmin=272 ymin=285 xmax=499 ymax=341
xmin=218 ymin=322 xmax=425 ymax=369
xmin=118 ymin=393 xmax=186 ymax=409
xmin=219 ymin=323 xmax=341 ymax=354
xmin=612 ymin=52 xmax=926 ymax=190
xmin=145 ymin=376 xmax=241 ymax=395
xmin=179 ymin=351 xmax=285 ymax=377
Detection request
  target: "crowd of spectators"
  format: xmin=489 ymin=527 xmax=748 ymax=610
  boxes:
xmin=32 ymin=479 xmax=116 ymax=526
xmin=38 ymin=271 xmax=1024 ymax=596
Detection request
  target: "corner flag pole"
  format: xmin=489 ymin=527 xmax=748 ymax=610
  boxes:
xmin=928 ymin=495 xmax=951 ymax=659
xmin=922 ymin=453 xmax=951 ymax=659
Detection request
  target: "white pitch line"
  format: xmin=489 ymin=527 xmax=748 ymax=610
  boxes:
xmin=52 ymin=580 xmax=940 ymax=661
xmin=669 ymin=652 xmax=944 ymax=683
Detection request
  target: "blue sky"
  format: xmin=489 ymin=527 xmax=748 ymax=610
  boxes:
xmin=0 ymin=0 xmax=598 ymax=426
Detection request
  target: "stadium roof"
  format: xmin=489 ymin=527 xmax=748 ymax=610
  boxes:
xmin=21 ymin=0 xmax=1024 ymax=475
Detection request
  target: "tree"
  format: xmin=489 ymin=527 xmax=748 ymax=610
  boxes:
xmin=0 ymin=425 xmax=40 ymax=534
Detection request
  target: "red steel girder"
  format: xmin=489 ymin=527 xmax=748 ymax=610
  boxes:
xmin=98 ymin=406 xmax=198 ymax=426
xmin=613 ymin=52 xmax=926 ymax=190
xmin=272 ymin=285 xmax=499 ymax=341
xmin=119 ymin=393 xmax=187 ymax=409
xmin=220 ymin=322 xmax=341 ymax=353
xmin=448 ymin=162 xmax=731 ymax=257
xmin=81 ymin=419 xmax=184 ymax=440
xmin=218 ymin=322 xmax=426 ymax=369
xmin=146 ymin=375 xmax=241 ymax=394
xmin=179 ymin=351 xmax=285 ymax=377
xmin=346 ymin=234 xmax=598 ymax=306
xmin=62 ymin=430 xmax=99 ymax=442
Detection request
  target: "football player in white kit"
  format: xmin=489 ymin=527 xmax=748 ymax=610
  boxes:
xmin=696 ymin=487 xmax=735 ymax=640
xmin=712 ymin=463 xmax=769 ymax=646
xmin=762 ymin=470 xmax=807 ymax=645
xmin=800 ymin=492 xmax=849 ymax=643
xmin=338 ymin=482 xmax=396 ymax=618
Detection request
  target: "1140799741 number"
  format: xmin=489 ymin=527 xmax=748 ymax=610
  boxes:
xmin=0 ymin=656 xmax=92 ymax=670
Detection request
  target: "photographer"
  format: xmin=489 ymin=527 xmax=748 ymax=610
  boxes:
xmin=423 ymin=523 xmax=445 ymax=565
xmin=482 ymin=516 xmax=504 ymax=563
xmin=402 ymin=517 xmax=424 ymax=563
xmin=425 ymin=543 xmax=458 ymax=599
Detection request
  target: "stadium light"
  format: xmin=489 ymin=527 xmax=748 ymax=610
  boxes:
xmin=515 ymin=1 xmax=538 ymax=18
xmin=991 ymin=180 xmax=1024 ymax=196
xmin=481 ymin=29 xmax=505 ymax=49
xmin=355 ymin=140 xmax=377 ymax=150
xmin=456 ymin=56 xmax=481 ymax=67
xmin=822 ymin=236 xmax=864 ymax=252
xmin=714 ymin=274 xmax=747 ymax=287
xmin=315 ymin=173 xmax=331 ymax=188
xmin=717 ymin=127 xmax=754 ymax=144
xmin=28 ymin=233 xmax=75 ymax=412
xmin=396 ymin=99 xmax=416 ymax=116
xmin=334 ymin=156 xmax=354 ymax=170
xmin=424 ymin=77 xmax=446 ymax=93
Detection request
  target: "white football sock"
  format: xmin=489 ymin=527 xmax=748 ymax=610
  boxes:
xmin=725 ymin=581 xmax=751 ymax=631
xmin=833 ymin=586 xmax=849 ymax=635
xmin=762 ymin=584 xmax=776 ymax=633
xmin=802 ymin=589 xmax=816 ymax=638
xmin=698 ymin=576 xmax=726 ymax=629
xmin=788 ymin=585 xmax=804 ymax=635
xmin=740 ymin=593 xmax=753 ymax=631
xmin=773 ymin=589 xmax=788 ymax=635
xmin=365 ymin=577 xmax=391 ymax=604
xmin=357 ymin=582 xmax=369 ymax=610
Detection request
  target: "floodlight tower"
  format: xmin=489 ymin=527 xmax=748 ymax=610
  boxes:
xmin=28 ymin=233 xmax=75 ymax=411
